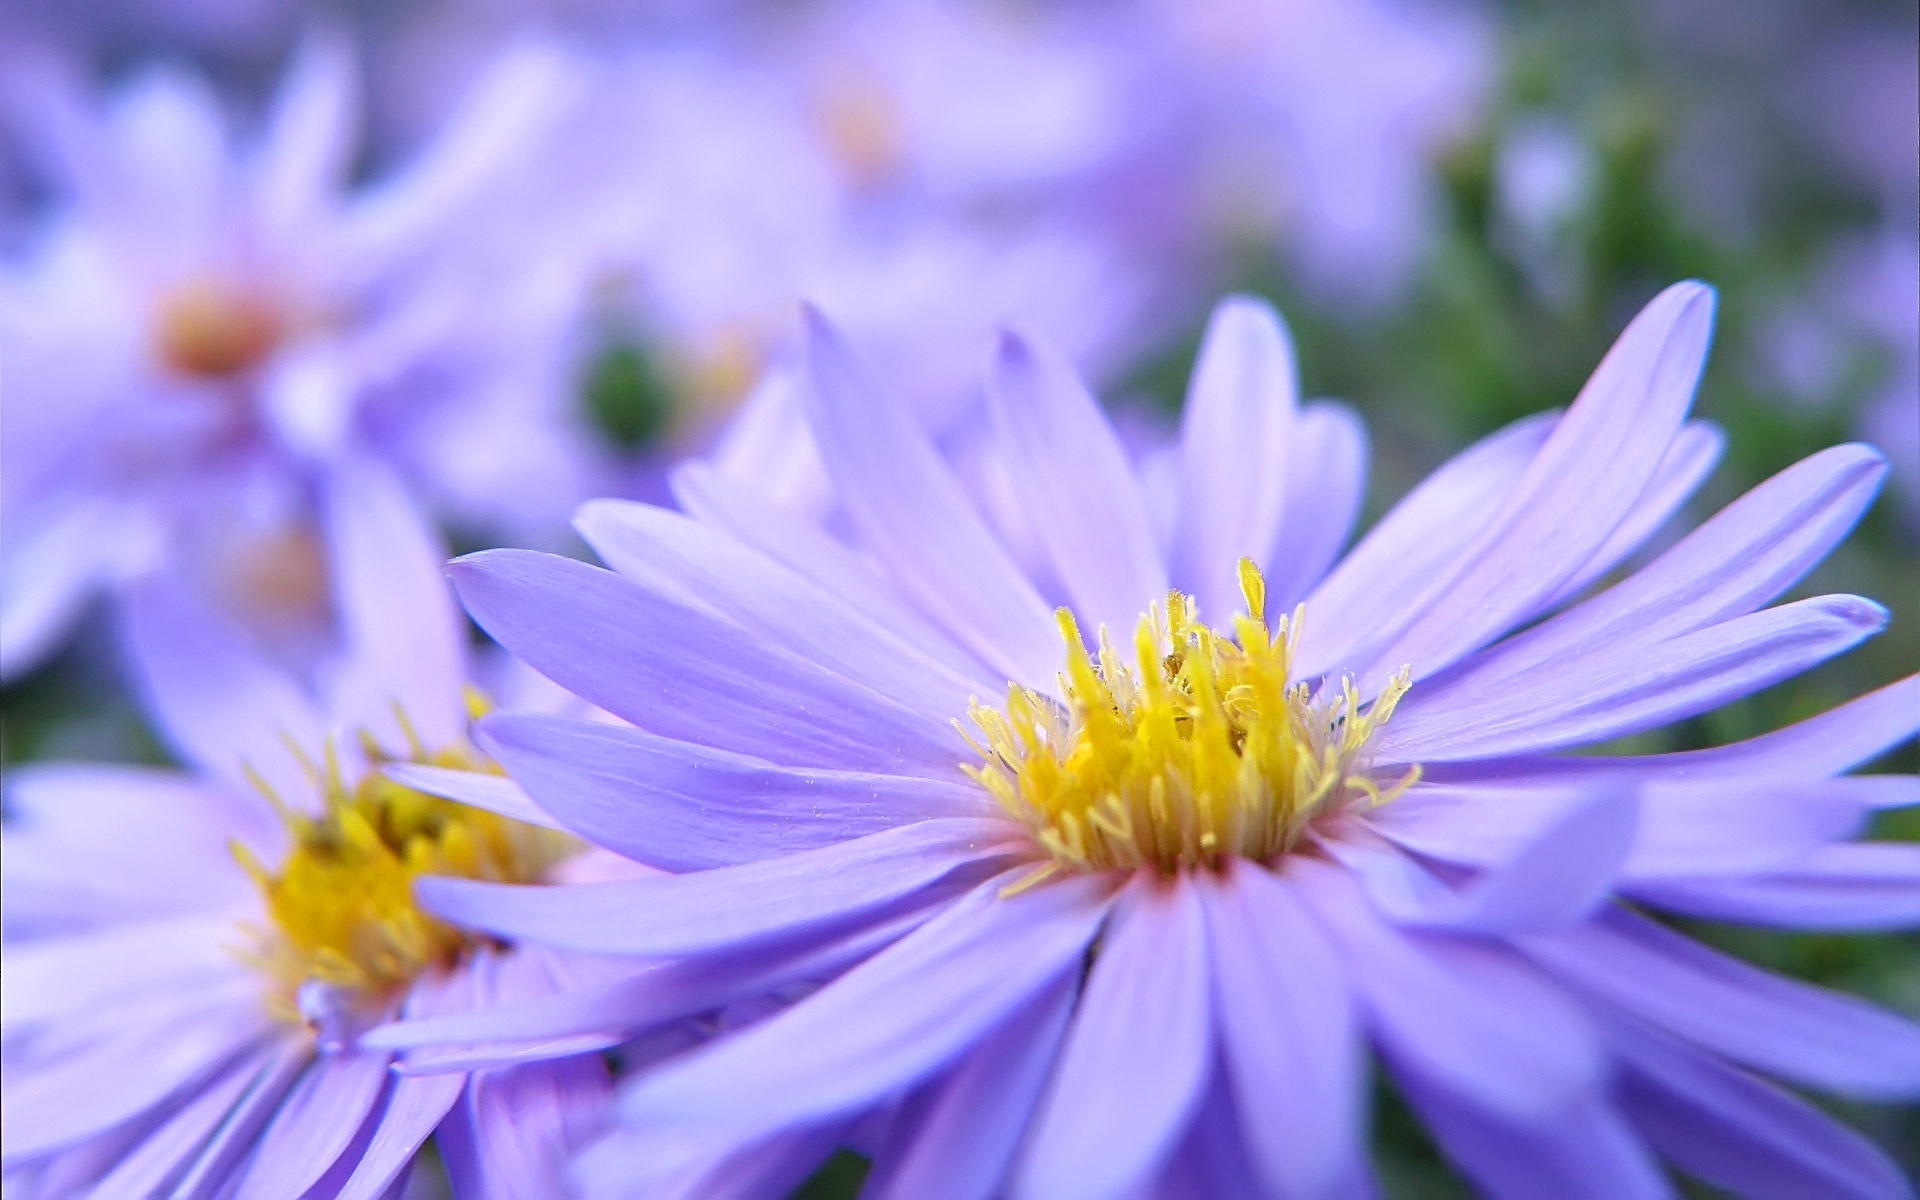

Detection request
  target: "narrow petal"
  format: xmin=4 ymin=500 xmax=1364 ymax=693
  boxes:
xmin=1535 ymin=419 xmax=1725 ymax=614
xmin=85 ymin=1049 xmax=267 ymax=1199
xmin=798 ymin=305 xmax=1059 ymax=684
xmin=448 ymin=550 xmax=965 ymax=775
xmin=325 ymin=459 xmax=467 ymax=752
xmin=1170 ymin=296 xmax=1298 ymax=620
xmin=987 ymin=330 xmax=1166 ymax=635
xmin=119 ymin=579 xmax=327 ymax=805
xmin=575 ymin=500 xmax=990 ymax=721
xmin=234 ymin=1048 xmax=391 ymax=1200
xmin=1016 ymin=875 xmax=1213 ymax=1200
xmin=381 ymin=763 xmax=561 ymax=830
xmin=1380 ymin=594 xmax=1887 ymax=761
xmin=864 ymin=973 xmax=1078 ymax=1200
xmin=1261 ymin=400 xmax=1369 ymax=610
xmin=480 ymin=713 xmax=987 ymax=871
xmin=2 ymin=998 xmax=268 ymax=1161
xmin=167 ymin=1038 xmax=312 ymax=1197
xmin=416 ymin=818 xmax=1016 ymax=956
xmin=371 ymin=900 xmax=940 ymax=1070
xmin=252 ymin=33 xmax=358 ymax=243
xmin=669 ymin=462 xmax=992 ymax=684
xmin=1399 ymin=788 xmax=1638 ymax=933
xmin=1631 ymin=843 xmax=1920 ymax=931
xmin=1295 ymin=861 xmax=1604 ymax=1122
xmin=1523 ymin=909 xmax=1920 ymax=1100
xmin=1611 ymin=1015 xmax=1913 ymax=1200
xmin=1369 ymin=779 xmax=1877 ymax=882
xmin=2 ymin=765 xmax=268 ymax=931
xmin=1353 ymin=282 xmax=1716 ymax=688
xmin=1412 ymin=443 xmax=1887 ymax=709
xmin=1200 ymin=865 xmax=1367 ymax=1198
xmin=0 ymin=499 xmax=147 ymax=682
xmin=1296 ymin=411 xmax=1557 ymax=676
xmin=2 ymin=914 xmax=251 ymax=1030
xmin=333 ymin=971 xmax=474 ymax=1200
xmin=1398 ymin=1081 xmax=1670 ymax=1200
xmin=617 ymin=871 xmax=1115 ymax=1146
xmin=1418 ymin=674 xmax=1920 ymax=785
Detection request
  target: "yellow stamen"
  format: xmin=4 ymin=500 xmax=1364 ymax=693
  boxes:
xmin=963 ymin=559 xmax=1417 ymax=876
xmin=233 ymin=729 xmax=572 ymax=1022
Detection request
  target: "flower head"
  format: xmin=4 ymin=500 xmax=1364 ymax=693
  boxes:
xmin=0 ymin=466 xmax=618 ymax=1197
xmin=418 ymin=285 xmax=1916 ymax=1198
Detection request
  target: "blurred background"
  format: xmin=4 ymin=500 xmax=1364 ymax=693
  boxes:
xmin=2 ymin=0 xmax=1915 ymax=1192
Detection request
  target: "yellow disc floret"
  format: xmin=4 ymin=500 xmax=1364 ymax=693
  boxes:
xmin=965 ymin=559 xmax=1416 ymax=879
xmin=233 ymin=712 xmax=572 ymax=1017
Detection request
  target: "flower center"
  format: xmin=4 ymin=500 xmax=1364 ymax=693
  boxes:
xmin=965 ymin=560 xmax=1416 ymax=878
xmin=153 ymin=276 xmax=284 ymax=379
xmin=233 ymin=723 xmax=573 ymax=1020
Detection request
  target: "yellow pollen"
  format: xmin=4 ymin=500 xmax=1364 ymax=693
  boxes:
xmin=963 ymin=559 xmax=1417 ymax=880
xmin=232 ymin=709 xmax=572 ymax=1020
xmin=153 ymin=276 xmax=283 ymax=379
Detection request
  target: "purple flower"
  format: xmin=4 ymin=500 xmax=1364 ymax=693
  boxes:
xmin=0 ymin=465 xmax=624 ymax=1197
xmin=414 ymin=283 xmax=1915 ymax=1196
xmin=0 ymin=36 xmax=602 ymax=679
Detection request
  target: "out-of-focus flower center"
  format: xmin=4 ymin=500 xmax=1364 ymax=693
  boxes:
xmin=966 ymin=559 xmax=1416 ymax=879
xmin=814 ymin=68 xmax=906 ymax=185
xmin=153 ymin=276 xmax=284 ymax=379
xmin=233 ymin=709 xmax=573 ymax=1022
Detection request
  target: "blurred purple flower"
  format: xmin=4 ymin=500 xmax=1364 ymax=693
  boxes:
xmin=420 ymin=283 xmax=1915 ymax=1196
xmin=0 ymin=35 xmax=603 ymax=679
xmin=0 ymin=466 xmax=624 ymax=1197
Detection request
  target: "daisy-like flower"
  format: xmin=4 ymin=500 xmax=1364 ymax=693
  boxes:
xmin=0 ymin=466 xmax=620 ymax=1197
xmin=0 ymin=34 xmax=598 ymax=679
xmin=404 ymin=283 xmax=1917 ymax=1197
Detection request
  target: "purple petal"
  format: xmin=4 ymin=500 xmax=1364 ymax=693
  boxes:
xmin=333 ymin=971 xmax=475 ymax=1200
xmin=252 ymin=32 xmax=357 ymax=244
xmin=1262 ymin=400 xmax=1369 ymax=610
xmin=381 ymin=763 xmax=561 ymax=830
xmin=617 ymin=871 xmax=1115 ymax=1146
xmin=119 ymin=578 xmax=328 ymax=806
xmin=1017 ymin=875 xmax=1213 ymax=1200
xmin=987 ymin=330 xmax=1167 ymax=635
xmin=1419 ymin=674 xmax=1920 ymax=785
xmin=1351 ymin=281 xmax=1716 ymax=689
xmin=578 ymin=1125 xmax=850 ymax=1200
xmin=3 ymin=996 xmax=270 ymax=1161
xmin=670 ymin=462 xmax=993 ymax=684
xmin=1397 ymin=1081 xmax=1669 ymax=1200
xmin=1199 ymin=864 xmax=1367 ymax=1198
xmin=234 ymin=1048 xmax=392 ymax=1199
xmin=166 ymin=1037 xmax=313 ymax=1196
xmin=1153 ymin=1078 xmax=1271 ymax=1200
xmin=325 ymin=458 xmax=467 ymax=753
xmin=574 ymin=499 xmax=992 ymax=720
xmin=798 ymin=304 xmax=1058 ymax=684
xmin=2 ymin=765 xmax=268 ymax=932
xmin=81 ymin=1048 xmax=266 ymax=1198
xmin=1398 ymin=787 xmax=1638 ymax=934
xmin=1523 ymin=909 xmax=1920 ymax=1100
xmin=417 ymin=818 xmax=1016 ymax=956
xmin=3 ymin=913 xmax=253 ymax=1030
xmin=1408 ymin=442 xmax=1886 ymax=715
xmin=369 ymin=899 xmax=940 ymax=1057
xmin=479 ymin=712 xmax=988 ymax=871
xmin=1295 ymin=860 xmax=1604 ymax=1122
xmin=448 ymin=549 xmax=964 ymax=775
xmin=1298 ymin=411 xmax=1557 ymax=677
xmin=1380 ymin=594 xmax=1887 ymax=761
xmin=1610 ymin=1014 xmax=1913 ymax=1199
xmin=0 ymin=499 xmax=147 ymax=682
xmin=864 ymin=972 xmax=1078 ymax=1200
xmin=1369 ymin=779 xmax=1876 ymax=882
xmin=1631 ymin=842 xmax=1920 ymax=931
xmin=1535 ymin=419 xmax=1725 ymax=615
xmin=1170 ymin=296 xmax=1299 ymax=621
